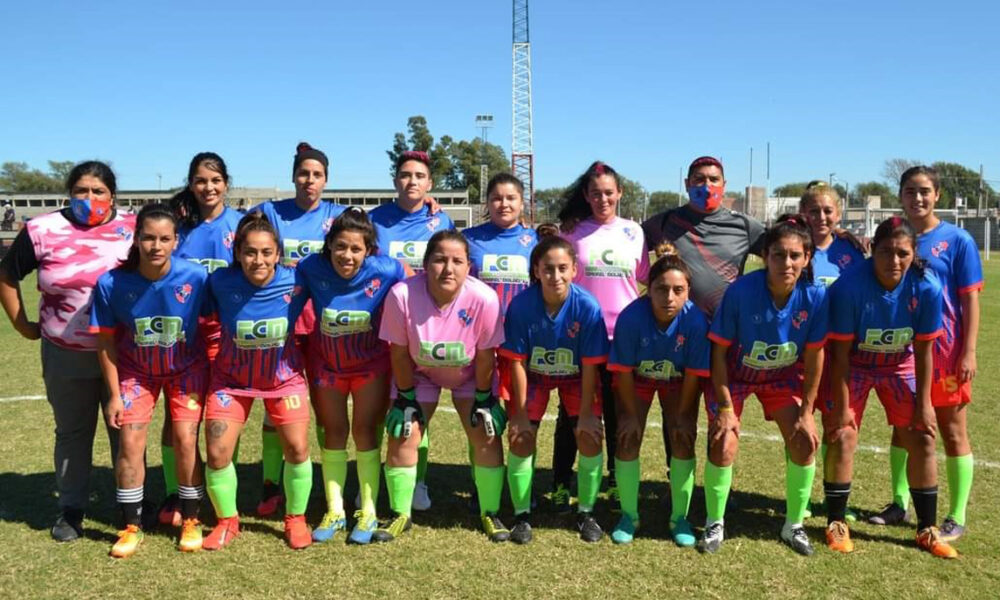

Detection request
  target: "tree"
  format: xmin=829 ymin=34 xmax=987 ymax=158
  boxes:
xmin=532 ymin=187 xmax=565 ymax=223
xmin=771 ymin=182 xmax=810 ymax=198
xmin=930 ymin=161 xmax=997 ymax=210
xmin=616 ymin=176 xmax=647 ymax=223
xmin=647 ymin=190 xmax=684 ymax=214
xmin=881 ymin=158 xmax=921 ymax=186
xmin=854 ymin=181 xmax=898 ymax=208
xmin=0 ymin=161 xmax=66 ymax=193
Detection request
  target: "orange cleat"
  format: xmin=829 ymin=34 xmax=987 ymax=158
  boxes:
xmin=825 ymin=520 xmax=855 ymax=554
xmin=110 ymin=524 xmax=144 ymax=558
xmin=284 ymin=514 xmax=312 ymax=550
xmin=178 ymin=518 xmax=203 ymax=552
xmin=203 ymin=516 xmax=240 ymax=551
xmin=916 ymin=526 xmax=958 ymax=559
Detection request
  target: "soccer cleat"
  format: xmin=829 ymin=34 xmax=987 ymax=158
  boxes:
xmin=916 ymin=526 xmax=958 ymax=559
xmin=203 ymin=516 xmax=240 ymax=551
xmin=311 ymin=511 xmax=347 ymax=543
xmin=576 ymin=512 xmax=604 ymax=543
xmin=780 ymin=523 xmax=814 ymax=556
xmin=697 ymin=521 xmax=725 ymax=554
xmin=825 ymin=520 xmax=855 ymax=554
xmin=670 ymin=517 xmax=697 ymax=548
xmin=178 ymin=518 xmax=203 ymax=552
xmin=50 ymin=512 xmax=83 ymax=543
xmin=284 ymin=514 xmax=312 ymax=550
xmin=868 ymin=502 xmax=907 ymax=526
xmin=611 ymin=513 xmax=638 ymax=545
xmin=551 ymin=484 xmax=572 ymax=514
xmin=481 ymin=513 xmax=511 ymax=543
xmin=510 ymin=514 xmax=533 ymax=545
xmin=158 ymin=494 xmax=182 ymax=528
xmin=110 ymin=524 xmax=144 ymax=558
xmin=412 ymin=482 xmax=432 ymax=511
xmin=348 ymin=511 xmax=378 ymax=545
xmin=939 ymin=517 xmax=966 ymax=543
xmin=372 ymin=513 xmax=411 ymax=543
xmin=256 ymin=482 xmax=284 ymax=518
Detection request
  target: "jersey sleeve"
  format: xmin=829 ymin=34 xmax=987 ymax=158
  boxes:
xmin=0 ymin=228 xmax=38 ymax=281
xmin=827 ymin=279 xmax=856 ymax=341
xmin=806 ymin=286 xmax=829 ymax=348
xmin=378 ymin=282 xmax=409 ymax=346
xmin=747 ymin=216 xmax=766 ymax=256
xmin=954 ymin=234 xmax=984 ymax=295
xmin=915 ymin=277 xmax=944 ymax=340
xmin=684 ymin=311 xmax=711 ymax=376
xmin=476 ymin=292 xmax=505 ymax=350
xmin=88 ymin=274 xmax=116 ymax=333
xmin=607 ymin=305 xmax=639 ymax=372
xmin=707 ymin=283 xmax=739 ymax=346
xmin=580 ymin=301 xmax=610 ymax=365
xmin=499 ymin=298 xmax=530 ymax=361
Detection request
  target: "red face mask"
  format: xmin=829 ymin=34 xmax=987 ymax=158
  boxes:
xmin=69 ymin=197 xmax=113 ymax=226
xmin=687 ymin=184 xmax=725 ymax=212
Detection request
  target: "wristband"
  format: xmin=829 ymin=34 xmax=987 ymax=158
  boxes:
xmin=717 ymin=405 xmax=734 ymax=414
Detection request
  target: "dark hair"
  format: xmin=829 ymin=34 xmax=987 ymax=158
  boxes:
xmin=322 ymin=207 xmax=378 ymax=261
xmin=233 ymin=211 xmax=279 ymax=263
xmin=687 ymin=156 xmax=725 ymax=179
xmin=486 ymin=172 xmax=524 ymax=199
xmin=871 ymin=216 xmax=926 ymax=276
xmin=171 ymin=152 xmax=231 ymax=228
xmin=529 ymin=224 xmax=577 ymax=285
xmin=648 ymin=242 xmax=692 ymax=286
xmin=557 ymin=161 xmax=622 ymax=232
xmin=293 ymin=142 xmax=329 ymax=178
xmin=899 ymin=165 xmax=940 ymax=196
xmin=762 ymin=213 xmax=815 ymax=283
xmin=66 ymin=161 xmax=117 ymax=197
xmin=121 ymin=203 xmax=177 ymax=271
xmin=394 ymin=150 xmax=432 ymax=177
xmin=422 ymin=229 xmax=469 ymax=269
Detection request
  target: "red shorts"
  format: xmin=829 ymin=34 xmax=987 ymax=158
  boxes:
xmin=205 ymin=383 xmax=311 ymax=426
xmin=315 ymin=363 xmax=389 ymax=396
xmin=931 ymin=373 xmax=972 ymax=407
xmin=118 ymin=365 xmax=209 ymax=425
xmin=704 ymin=379 xmax=801 ymax=422
xmin=524 ymin=380 xmax=602 ymax=422
xmin=846 ymin=368 xmax=916 ymax=428
xmin=613 ymin=373 xmax=682 ymax=406
xmin=201 ymin=318 xmax=222 ymax=362
xmin=497 ymin=356 xmax=512 ymax=401
xmin=390 ymin=374 xmax=478 ymax=405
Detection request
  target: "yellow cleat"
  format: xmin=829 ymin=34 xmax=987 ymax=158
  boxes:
xmin=110 ymin=524 xmax=144 ymax=558
xmin=179 ymin=518 xmax=203 ymax=552
xmin=916 ymin=526 xmax=958 ymax=559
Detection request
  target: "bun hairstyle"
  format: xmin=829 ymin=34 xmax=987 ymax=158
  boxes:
xmin=121 ymin=203 xmax=177 ymax=271
xmin=871 ymin=215 xmax=926 ymax=276
xmin=233 ymin=211 xmax=279 ymax=263
xmin=293 ymin=142 xmax=329 ymax=178
xmin=557 ymin=160 xmax=622 ymax=233
xmin=763 ymin=213 xmax=815 ymax=283
xmin=648 ymin=241 xmax=692 ymax=285
xmin=394 ymin=150 xmax=432 ymax=177
xmin=322 ymin=206 xmax=378 ymax=261
xmin=171 ymin=152 xmax=231 ymax=228
xmin=529 ymin=223 xmax=576 ymax=285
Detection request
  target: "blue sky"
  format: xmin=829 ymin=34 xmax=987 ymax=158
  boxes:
xmin=3 ymin=1 xmax=998 ymax=196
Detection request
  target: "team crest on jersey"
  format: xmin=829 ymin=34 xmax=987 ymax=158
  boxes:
xmin=458 ymin=308 xmax=474 ymax=327
xmin=174 ymin=283 xmax=192 ymax=303
xmin=116 ymin=226 xmax=132 ymax=241
xmin=427 ymin=217 xmax=441 ymax=232
xmin=909 ymin=297 xmax=919 ymax=313
xmin=518 ymin=234 xmax=533 ymax=247
xmin=223 ymin=232 xmax=235 ymax=249
xmin=931 ymin=240 xmax=949 ymax=257
xmin=365 ymin=278 xmax=382 ymax=298
xmin=837 ymin=254 xmax=853 ymax=268
xmin=675 ymin=334 xmax=686 ymax=351
xmin=622 ymin=226 xmax=636 ymax=241
xmin=567 ymin=321 xmax=581 ymax=339
xmin=323 ymin=218 xmax=334 ymax=233
xmin=791 ymin=310 xmax=808 ymax=330
xmin=215 ymin=391 xmax=233 ymax=408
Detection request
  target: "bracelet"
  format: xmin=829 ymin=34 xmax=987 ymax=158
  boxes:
xmin=716 ymin=406 xmax=734 ymax=414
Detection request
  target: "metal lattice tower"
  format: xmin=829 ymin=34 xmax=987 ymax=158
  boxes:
xmin=512 ymin=0 xmax=535 ymax=223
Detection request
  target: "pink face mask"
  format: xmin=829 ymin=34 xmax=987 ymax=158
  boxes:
xmin=687 ymin=184 xmax=725 ymax=212
xmin=69 ymin=197 xmax=113 ymax=226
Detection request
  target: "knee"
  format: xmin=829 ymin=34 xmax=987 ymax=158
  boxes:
xmin=324 ymin=422 xmax=349 ymax=448
xmin=206 ymin=446 xmax=231 ymax=470
xmin=283 ymin=439 xmax=310 ymax=464
xmin=709 ymin=436 xmax=737 ymax=466
xmin=510 ymin=437 xmax=535 ymax=458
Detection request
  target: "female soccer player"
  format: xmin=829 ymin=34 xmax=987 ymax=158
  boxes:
xmin=823 ymin=216 xmax=957 ymax=558
xmin=607 ymin=244 xmax=710 ymax=545
xmin=870 ymin=167 xmax=982 ymax=542
xmin=201 ymin=212 xmax=313 ymax=550
xmin=91 ymin=204 xmax=209 ymax=557
xmin=0 ymin=161 xmax=135 ymax=542
xmin=700 ymin=214 xmax=827 ymax=556
xmin=501 ymin=230 xmax=610 ymax=543
xmin=375 ymin=230 xmax=506 ymax=542
xmin=295 ymin=208 xmax=408 ymax=544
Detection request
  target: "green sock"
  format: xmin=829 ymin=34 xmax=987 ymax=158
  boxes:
xmin=946 ymin=453 xmax=974 ymax=525
xmin=321 ymin=449 xmax=347 ymax=515
xmin=315 ymin=425 xmax=325 ymax=449
xmin=385 ymin=465 xmax=417 ymax=517
xmin=261 ymin=430 xmax=283 ymax=485
xmin=161 ymin=444 xmax=178 ymax=496
xmin=669 ymin=457 xmax=695 ymax=524
xmin=283 ymin=459 xmax=312 ymax=516
xmin=704 ymin=461 xmax=733 ymax=523
xmin=232 ymin=436 xmax=241 ymax=465
xmin=614 ymin=457 xmax=640 ymax=521
xmin=507 ymin=452 xmax=534 ymax=515
xmin=890 ymin=445 xmax=910 ymax=510
xmin=577 ymin=452 xmax=603 ymax=512
xmin=785 ymin=458 xmax=816 ymax=526
xmin=205 ymin=462 xmax=238 ymax=519
xmin=416 ymin=426 xmax=430 ymax=483
xmin=356 ymin=449 xmax=381 ymax=516
xmin=474 ymin=464 xmax=505 ymax=515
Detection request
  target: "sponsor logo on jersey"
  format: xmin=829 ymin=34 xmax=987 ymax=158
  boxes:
xmin=742 ymin=341 xmax=798 ymax=370
xmin=134 ymin=316 xmax=186 ymax=347
xmin=458 ymin=308 xmax=474 ymax=327
xmin=234 ymin=318 xmax=288 ymax=349
xmin=529 ymin=346 xmax=578 ymax=376
xmin=388 ymin=240 xmax=427 ymax=268
xmin=858 ymin=327 xmax=914 ymax=353
xmin=791 ymin=310 xmax=808 ymax=330
xmin=282 ymin=238 xmax=323 ymax=265
xmin=416 ymin=341 xmax=471 ymax=367
xmin=364 ymin=278 xmax=381 ymax=298
xmin=931 ymin=240 xmax=949 ymax=257
xmin=585 ymin=247 xmax=633 ymax=278
xmin=320 ymin=309 xmax=371 ymax=337
xmin=637 ymin=359 xmax=681 ymax=381
xmin=174 ymin=283 xmax=192 ymax=304
xmin=481 ymin=254 xmax=529 ymax=284
xmin=189 ymin=257 xmax=229 ymax=273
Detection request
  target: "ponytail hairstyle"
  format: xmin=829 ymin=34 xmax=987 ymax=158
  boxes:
xmin=557 ymin=160 xmax=622 ymax=232
xmin=322 ymin=207 xmax=378 ymax=261
xmin=422 ymin=229 xmax=469 ymax=270
xmin=171 ymin=152 xmax=231 ymax=229
xmin=870 ymin=215 xmax=926 ymax=277
xmin=529 ymin=223 xmax=577 ymax=285
xmin=121 ymin=203 xmax=178 ymax=271
xmin=232 ymin=211 xmax=280 ymax=265
xmin=293 ymin=142 xmax=329 ymax=178
xmin=648 ymin=242 xmax=692 ymax=286
xmin=763 ymin=213 xmax=815 ymax=283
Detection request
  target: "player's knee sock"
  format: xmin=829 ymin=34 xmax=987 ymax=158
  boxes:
xmin=206 ymin=462 xmax=238 ymax=519
xmin=507 ymin=452 xmax=533 ymax=515
xmin=261 ymin=430 xmax=283 ymax=485
xmin=910 ymin=486 xmax=938 ymax=531
xmin=785 ymin=457 xmax=816 ymax=527
xmin=890 ymin=445 xmax=910 ymax=509
xmin=321 ymin=448 xmax=347 ymax=515
xmin=824 ymin=481 xmax=851 ymax=524
xmin=161 ymin=445 xmax=178 ymax=496
xmin=474 ymin=464 xmax=504 ymax=516
xmin=283 ymin=459 xmax=312 ymax=516
xmin=116 ymin=487 xmax=144 ymax=526
xmin=946 ymin=454 xmax=974 ymax=525
xmin=385 ymin=465 xmax=417 ymax=517
xmin=704 ymin=461 xmax=733 ymax=524
xmin=177 ymin=484 xmax=204 ymax=519
xmin=356 ymin=449 xmax=381 ymax=516
xmin=669 ymin=457 xmax=696 ymax=524
xmin=416 ymin=426 xmax=430 ymax=484
xmin=614 ymin=457 xmax=640 ymax=521
xmin=577 ymin=452 xmax=603 ymax=513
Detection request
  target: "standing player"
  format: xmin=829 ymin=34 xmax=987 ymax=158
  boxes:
xmin=375 ymin=231 xmax=506 ymax=542
xmin=201 ymin=212 xmax=313 ymax=550
xmin=700 ymin=215 xmax=827 ymax=556
xmin=295 ymin=208 xmax=408 ymax=544
xmin=91 ymin=204 xmax=210 ymax=557
xmin=607 ymin=244 xmax=710 ymax=545
xmin=823 ymin=216 xmax=957 ymax=558
xmin=501 ymin=232 xmax=609 ymax=543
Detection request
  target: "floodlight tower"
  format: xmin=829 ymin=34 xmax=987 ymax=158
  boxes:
xmin=512 ymin=0 xmax=535 ymax=223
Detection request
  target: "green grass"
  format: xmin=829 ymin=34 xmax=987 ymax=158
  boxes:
xmin=1 ymin=266 xmax=998 ymax=600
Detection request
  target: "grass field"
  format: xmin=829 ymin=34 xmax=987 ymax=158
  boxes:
xmin=1 ymin=264 xmax=998 ymax=600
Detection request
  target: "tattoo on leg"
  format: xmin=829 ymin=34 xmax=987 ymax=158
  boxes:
xmin=208 ymin=421 xmax=228 ymax=440
xmin=126 ymin=423 xmax=147 ymax=431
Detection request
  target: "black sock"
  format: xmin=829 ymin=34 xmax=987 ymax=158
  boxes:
xmin=120 ymin=501 xmax=142 ymax=527
xmin=824 ymin=481 xmax=851 ymax=524
xmin=180 ymin=497 xmax=200 ymax=520
xmin=910 ymin=487 xmax=938 ymax=531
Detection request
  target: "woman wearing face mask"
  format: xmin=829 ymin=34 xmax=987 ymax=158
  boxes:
xmin=0 ymin=161 xmax=135 ymax=542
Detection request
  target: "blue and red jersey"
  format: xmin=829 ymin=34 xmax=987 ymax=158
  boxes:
xmin=90 ymin=258 xmax=208 ymax=378
xmin=499 ymin=284 xmax=609 ymax=387
xmin=206 ymin=265 xmax=306 ymax=392
xmin=813 ymin=237 xmax=865 ymax=287
xmin=464 ymin=222 xmax=537 ymax=311
xmin=256 ymin=199 xmax=345 ymax=267
xmin=828 ymin=259 xmax=943 ymax=372
xmin=370 ymin=202 xmax=454 ymax=272
xmin=175 ymin=206 xmax=243 ymax=273
xmin=608 ymin=297 xmax=710 ymax=384
xmin=295 ymin=253 xmax=406 ymax=375
xmin=708 ymin=270 xmax=828 ymax=385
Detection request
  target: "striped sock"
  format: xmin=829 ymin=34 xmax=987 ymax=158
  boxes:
xmin=117 ymin=487 xmax=144 ymax=526
xmin=177 ymin=484 xmax=204 ymax=519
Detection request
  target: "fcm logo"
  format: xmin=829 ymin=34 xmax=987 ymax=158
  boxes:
xmin=189 ymin=257 xmax=229 ymax=273
xmin=529 ymin=346 xmax=578 ymax=376
xmin=859 ymin=327 xmax=914 ymax=353
xmin=283 ymin=238 xmax=323 ymax=264
xmin=637 ymin=359 xmax=680 ymax=381
xmin=743 ymin=341 xmax=798 ymax=369
xmin=484 ymin=254 xmax=528 ymax=273
xmin=388 ymin=241 xmax=428 ymax=263
xmin=235 ymin=318 xmax=288 ymax=349
xmin=133 ymin=316 xmax=185 ymax=347
xmin=417 ymin=341 xmax=470 ymax=367
xmin=320 ymin=309 xmax=371 ymax=337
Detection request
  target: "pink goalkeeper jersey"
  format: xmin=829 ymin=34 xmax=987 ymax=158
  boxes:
xmin=27 ymin=210 xmax=136 ymax=351
xmin=563 ymin=216 xmax=650 ymax=338
xmin=380 ymin=274 xmax=504 ymax=390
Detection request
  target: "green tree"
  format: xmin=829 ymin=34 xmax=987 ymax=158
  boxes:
xmin=386 ymin=116 xmax=451 ymax=183
xmin=647 ymin=190 xmax=683 ymax=214
xmin=616 ymin=176 xmax=647 ymax=222
xmin=532 ymin=187 xmax=565 ymax=223
xmin=771 ymin=182 xmax=810 ymax=198
xmin=930 ymin=161 xmax=996 ymax=210
xmin=0 ymin=161 xmax=66 ymax=192
xmin=854 ymin=181 xmax=898 ymax=208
